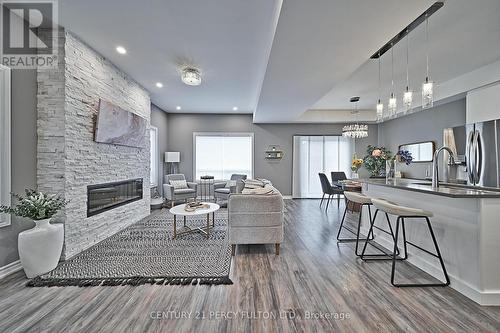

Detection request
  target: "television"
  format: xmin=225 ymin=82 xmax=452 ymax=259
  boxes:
xmin=95 ymin=99 xmax=147 ymax=148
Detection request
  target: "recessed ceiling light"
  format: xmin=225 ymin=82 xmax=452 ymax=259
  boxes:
xmin=116 ymin=46 xmax=127 ymax=54
xmin=155 ymin=82 xmax=163 ymax=88
xmin=232 ymin=107 xmax=238 ymax=111
xmin=176 ymin=106 xmax=181 ymax=110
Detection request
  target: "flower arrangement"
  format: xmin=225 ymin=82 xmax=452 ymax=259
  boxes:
xmin=351 ymin=155 xmax=364 ymax=172
xmin=0 ymin=189 xmax=68 ymax=220
xmin=396 ymin=150 xmax=413 ymax=165
xmin=363 ymin=145 xmax=393 ymax=177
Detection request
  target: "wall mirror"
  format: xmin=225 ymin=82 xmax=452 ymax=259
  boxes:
xmin=398 ymin=141 xmax=435 ymax=163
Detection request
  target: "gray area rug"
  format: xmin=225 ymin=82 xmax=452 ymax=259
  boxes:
xmin=27 ymin=210 xmax=232 ymax=287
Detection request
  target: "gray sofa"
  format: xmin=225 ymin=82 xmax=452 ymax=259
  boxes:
xmin=163 ymin=174 xmax=197 ymax=207
xmin=228 ymin=184 xmax=284 ymax=255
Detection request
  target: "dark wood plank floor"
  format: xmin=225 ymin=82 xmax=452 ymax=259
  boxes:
xmin=1 ymin=199 xmax=500 ymax=333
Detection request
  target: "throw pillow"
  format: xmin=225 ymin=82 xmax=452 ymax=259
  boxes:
xmin=242 ymin=179 xmax=265 ymax=189
xmin=170 ymin=179 xmax=188 ymax=189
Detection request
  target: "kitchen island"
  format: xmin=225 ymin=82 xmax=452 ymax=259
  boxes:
xmin=359 ymin=178 xmax=500 ymax=305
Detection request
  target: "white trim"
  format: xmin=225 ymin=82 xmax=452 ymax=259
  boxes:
xmin=0 ymin=64 xmax=11 ymax=227
xmin=0 ymin=260 xmax=22 ymax=280
xmin=282 ymin=195 xmax=293 ymax=200
xmin=149 ymin=126 xmax=159 ymax=187
xmin=192 ymin=132 xmax=255 ymax=180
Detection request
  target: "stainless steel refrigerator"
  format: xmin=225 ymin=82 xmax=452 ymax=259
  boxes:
xmin=465 ymin=120 xmax=500 ymax=188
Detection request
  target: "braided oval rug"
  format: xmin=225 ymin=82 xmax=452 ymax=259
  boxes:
xmin=27 ymin=210 xmax=233 ymax=287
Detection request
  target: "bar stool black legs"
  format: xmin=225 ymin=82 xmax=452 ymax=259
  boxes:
xmin=337 ymin=201 xmax=375 ymax=256
xmin=390 ymin=216 xmax=450 ymax=287
xmin=360 ymin=209 xmax=402 ymax=260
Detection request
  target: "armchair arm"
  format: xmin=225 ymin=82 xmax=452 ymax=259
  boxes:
xmin=186 ymin=182 xmax=198 ymax=192
xmin=163 ymin=184 xmax=175 ymax=200
xmin=213 ymin=181 xmax=227 ymax=189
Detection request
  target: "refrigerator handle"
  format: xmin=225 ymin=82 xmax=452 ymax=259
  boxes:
xmin=466 ymin=130 xmax=474 ymax=184
xmin=473 ymin=130 xmax=481 ymax=184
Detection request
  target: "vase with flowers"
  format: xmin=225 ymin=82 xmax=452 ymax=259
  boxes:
xmin=351 ymin=155 xmax=363 ymax=179
xmin=392 ymin=149 xmax=413 ymax=179
xmin=363 ymin=145 xmax=393 ymax=177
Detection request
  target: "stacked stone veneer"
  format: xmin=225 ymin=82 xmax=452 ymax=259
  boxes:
xmin=37 ymin=30 xmax=151 ymax=259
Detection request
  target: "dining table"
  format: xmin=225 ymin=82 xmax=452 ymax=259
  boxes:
xmin=333 ymin=180 xmax=363 ymax=212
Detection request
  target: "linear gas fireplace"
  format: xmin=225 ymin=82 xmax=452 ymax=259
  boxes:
xmin=87 ymin=178 xmax=143 ymax=217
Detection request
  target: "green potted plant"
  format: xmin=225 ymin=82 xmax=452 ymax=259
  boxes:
xmin=362 ymin=145 xmax=393 ymax=177
xmin=0 ymin=190 xmax=68 ymax=278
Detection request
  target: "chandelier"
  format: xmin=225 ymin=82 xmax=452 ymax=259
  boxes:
xmin=342 ymin=123 xmax=368 ymax=138
xmin=342 ymin=97 xmax=368 ymax=138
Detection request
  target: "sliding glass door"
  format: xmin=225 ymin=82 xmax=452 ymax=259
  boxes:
xmin=292 ymin=135 xmax=353 ymax=198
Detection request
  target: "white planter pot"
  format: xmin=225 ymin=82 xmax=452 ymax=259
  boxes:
xmin=18 ymin=218 xmax=64 ymax=278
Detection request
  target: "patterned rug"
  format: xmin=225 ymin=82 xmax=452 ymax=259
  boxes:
xmin=27 ymin=209 xmax=232 ymax=287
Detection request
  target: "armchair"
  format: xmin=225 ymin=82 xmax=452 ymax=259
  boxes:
xmin=163 ymin=174 xmax=197 ymax=207
xmin=214 ymin=174 xmax=247 ymax=202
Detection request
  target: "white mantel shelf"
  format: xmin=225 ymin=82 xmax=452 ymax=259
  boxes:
xmin=359 ymin=179 xmax=500 ymax=306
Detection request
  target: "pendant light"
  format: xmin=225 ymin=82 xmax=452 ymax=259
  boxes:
xmin=422 ymin=13 xmax=434 ymax=108
xmin=403 ymin=30 xmax=413 ymax=112
xmin=342 ymin=97 xmax=368 ymax=139
xmin=376 ymin=52 xmax=384 ymax=120
xmin=388 ymin=45 xmax=397 ymax=115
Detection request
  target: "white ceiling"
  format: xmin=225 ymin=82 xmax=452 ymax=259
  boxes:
xmin=59 ymin=0 xmax=500 ymax=123
xmin=312 ymin=0 xmax=500 ymax=112
xmin=59 ymin=0 xmax=282 ymax=114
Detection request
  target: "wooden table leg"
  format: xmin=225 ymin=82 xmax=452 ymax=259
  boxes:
xmin=183 ymin=215 xmax=186 ymax=227
xmin=173 ymin=215 xmax=177 ymax=239
xmin=212 ymin=212 xmax=215 ymax=227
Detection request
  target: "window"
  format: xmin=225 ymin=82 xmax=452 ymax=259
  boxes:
xmin=292 ymin=135 xmax=354 ymax=198
xmin=0 ymin=65 xmax=11 ymax=227
xmin=149 ymin=126 xmax=158 ymax=186
xmin=194 ymin=133 xmax=253 ymax=180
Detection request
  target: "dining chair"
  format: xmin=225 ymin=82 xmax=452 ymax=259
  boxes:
xmin=319 ymin=173 xmax=344 ymax=210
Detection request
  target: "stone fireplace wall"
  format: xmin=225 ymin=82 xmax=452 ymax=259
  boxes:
xmin=37 ymin=30 xmax=151 ymax=259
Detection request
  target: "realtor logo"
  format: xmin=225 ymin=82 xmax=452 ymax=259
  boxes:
xmin=0 ymin=0 xmax=58 ymax=68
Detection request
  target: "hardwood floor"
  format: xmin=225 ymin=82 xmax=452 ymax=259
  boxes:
xmin=1 ymin=199 xmax=500 ymax=332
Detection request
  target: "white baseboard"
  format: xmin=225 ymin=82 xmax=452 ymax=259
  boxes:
xmin=282 ymin=195 xmax=292 ymax=200
xmin=0 ymin=260 xmax=22 ymax=280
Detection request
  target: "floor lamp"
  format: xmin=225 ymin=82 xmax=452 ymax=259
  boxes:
xmin=165 ymin=152 xmax=180 ymax=175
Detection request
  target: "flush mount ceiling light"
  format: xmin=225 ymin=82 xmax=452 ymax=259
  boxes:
xmin=116 ymin=46 xmax=127 ymax=54
xmin=155 ymin=82 xmax=163 ymax=88
xmin=342 ymin=97 xmax=368 ymax=139
xmin=176 ymin=106 xmax=181 ymax=110
xmin=232 ymin=106 xmax=238 ymax=111
xmin=181 ymin=67 xmax=202 ymax=86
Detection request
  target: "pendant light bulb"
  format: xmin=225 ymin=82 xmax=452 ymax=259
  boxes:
xmin=422 ymin=14 xmax=434 ymax=109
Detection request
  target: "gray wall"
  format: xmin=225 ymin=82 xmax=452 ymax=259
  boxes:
xmin=0 ymin=70 xmax=38 ymax=268
xmin=167 ymin=113 xmax=377 ymax=195
xmin=377 ymin=98 xmax=466 ymax=178
xmin=151 ymin=104 xmax=168 ymax=195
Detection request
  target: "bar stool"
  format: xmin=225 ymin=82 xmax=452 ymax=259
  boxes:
xmin=337 ymin=191 xmax=375 ymax=256
xmin=371 ymin=198 xmax=450 ymax=287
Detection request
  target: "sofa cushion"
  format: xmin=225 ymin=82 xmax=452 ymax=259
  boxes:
xmin=215 ymin=188 xmax=230 ymax=194
xmin=170 ymin=179 xmax=188 ymax=189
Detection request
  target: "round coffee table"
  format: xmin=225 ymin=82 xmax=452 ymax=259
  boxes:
xmin=169 ymin=202 xmax=220 ymax=239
